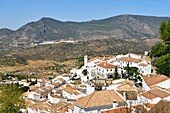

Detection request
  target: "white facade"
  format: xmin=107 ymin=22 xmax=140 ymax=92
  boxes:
xmin=142 ymin=80 xmax=151 ymax=91
xmin=48 ymin=93 xmax=67 ymax=104
xmin=138 ymin=64 xmax=151 ymax=75
xmin=139 ymin=96 xmax=161 ymax=104
xmin=156 ymin=79 xmax=170 ymax=89
xmin=96 ymin=66 xmax=121 ymax=78
xmin=62 ymin=90 xmax=85 ymax=100
xmin=27 ymin=93 xmax=41 ymax=100
xmin=85 ymin=83 xmax=95 ymax=95
xmin=84 ymin=55 xmax=88 ymax=66
xmin=62 ymin=90 xmax=77 ymax=99
xmin=73 ymin=106 xmax=100 ymax=113
xmin=116 ymin=53 xmax=151 ymax=76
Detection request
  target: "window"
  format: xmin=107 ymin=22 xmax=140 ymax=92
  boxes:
xmin=110 ymin=69 xmax=112 ymax=71
xmin=107 ymin=69 xmax=108 ymax=72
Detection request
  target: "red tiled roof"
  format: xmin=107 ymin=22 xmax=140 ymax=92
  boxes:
xmin=63 ymin=87 xmax=80 ymax=95
xmin=139 ymin=63 xmax=148 ymax=67
xmin=57 ymin=78 xmax=65 ymax=83
xmin=75 ymin=90 xmax=125 ymax=109
xmin=53 ymin=82 xmax=61 ymax=87
xmin=148 ymin=100 xmax=170 ymax=113
xmin=132 ymin=105 xmax=147 ymax=113
xmin=102 ymin=107 xmax=132 ymax=113
xmin=117 ymin=57 xmax=142 ymax=63
xmin=140 ymin=88 xmax=170 ymax=99
xmin=98 ymin=62 xmax=116 ymax=69
xmin=143 ymin=75 xmax=170 ymax=87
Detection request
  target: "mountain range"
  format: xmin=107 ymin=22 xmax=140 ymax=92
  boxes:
xmin=0 ymin=14 xmax=169 ymax=50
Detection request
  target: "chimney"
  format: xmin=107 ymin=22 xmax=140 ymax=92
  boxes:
xmin=128 ymin=53 xmax=131 ymax=60
xmin=112 ymin=100 xmax=118 ymax=109
xmin=123 ymin=92 xmax=126 ymax=100
xmin=104 ymin=61 xmax=107 ymax=66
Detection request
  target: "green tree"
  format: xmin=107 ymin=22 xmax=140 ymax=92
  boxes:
xmin=150 ymin=20 xmax=170 ymax=76
xmin=29 ymin=79 xmax=37 ymax=86
xmin=0 ymin=84 xmax=25 ymax=113
xmin=165 ymin=20 xmax=170 ymax=43
xmin=159 ymin=20 xmax=170 ymax=43
xmin=155 ymin=54 xmax=170 ymax=76
xmin=150 ymin=43 xmax=170 ymax=58
xmin=114 ymin=66 xmax=119 ymax=79
xmin=159 ymin=21 xmax=167 ymax=42
xmin=17 ymin=74 xmax=26 ymax=81
xmin=82 ymin=69 xmax=88 ymax=76
xmin=95 ymin=83 xmax=103 ymax=91
xmin=124 ymin=66 xmax=140 ymax=81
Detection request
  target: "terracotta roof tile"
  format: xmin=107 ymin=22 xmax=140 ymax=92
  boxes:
xmin=57 ymin=78 xmax=65 ymax=83
xmin=132 ymin=105 xmax=147 ymax=113
xmin=50 ymin=93 xmax=65 ymax=99
xmin=139 ymin=63 xmax=148 ymax=67
xmin=140 ymin=91 xmax=157 ymax=99
xmin=29 ymin=86 xmax=36 ymax=91
xmin=63 ymin=87 xmax=80 ymax=95
xmin=68 ymin=104 xmax=74 ymax=110
xmin=75 ymin=90 xmax=125 ymax=109
xmin=53 ymin=82 xmax=61 ymax=87
xmin=140 ymin=88 xmax=170 ymax=99
xmin=148 ymin=100 xmax=170 ymax=113
xmin=34 ymin=89 xmax=43 ymax=94
xmin=143 ymin=75 xmax=170 ymax=87
xmin=144 ymin=103 xmax=155 ymax=108
xmin=102 ymin=107 xmax=132 ymax=113
xmin=94 ymin=61 xmax=102 ymax=64
xmin=89 ymin=58 xmax=98 ymax=62
xmin=98 ymin=62 xmax=116 ymax=69
xmin=117 ymin=90 xmax=138 ymax=100
xmin=22 ymin=92 xmax=30 ymax=97
xmin=117 ymin=57 xmax=142 ymax=63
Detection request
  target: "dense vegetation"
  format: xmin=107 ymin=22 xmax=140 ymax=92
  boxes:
xmin=0 ymin=55 xmax=27 ymax=67
xmin=150 ymin=20 xmax=170 ymax=76
xmin=0 ymin=84 xmax=25 ymax=112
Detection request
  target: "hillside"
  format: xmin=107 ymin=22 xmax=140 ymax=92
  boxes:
xmin=0 ymin=38 xmax=150 ymax=62
xmin=0 ymin=14 xmax=169 ymax=50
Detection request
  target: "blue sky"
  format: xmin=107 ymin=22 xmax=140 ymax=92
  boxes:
xmin=1 ymin=0 xmax=170 ymax=30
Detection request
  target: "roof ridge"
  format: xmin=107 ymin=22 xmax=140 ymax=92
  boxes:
xmin=156 ymin=87 xmax=170 ymax=94
xmin=147 ymin=91 xmax=158 ymax=98
xmin=83 ymin=92 xmax=96 ymax=108
xmin=148 ymin=88 xmax=169 ymax=98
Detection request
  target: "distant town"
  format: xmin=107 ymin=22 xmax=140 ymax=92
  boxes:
xmin=1 ymin=52 xmax=169 ymax=113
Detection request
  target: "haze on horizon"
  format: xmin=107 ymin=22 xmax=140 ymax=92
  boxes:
xmin=1 ymin=0 xmax=170 ymax=30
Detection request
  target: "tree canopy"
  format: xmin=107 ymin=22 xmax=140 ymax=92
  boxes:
xmin=159 ymin=20 xmax=170 ymax=43
xmin=114 ymin=66 xmax=119 ymax=79
xmin=155 ymin=54 xmax=170 ymax=76
xmin=0 ymin=84 xmax=25 ymax=113
xmin=150 ymin=20 xmax=170 ymax=76
xmin=150 ymin=43 xmax=170 ymax=58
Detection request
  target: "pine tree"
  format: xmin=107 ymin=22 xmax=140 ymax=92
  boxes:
xmin=165 ymin=20 xmax=170 ymax=43
xmin=159 ymin=21 xmax=166 ymax=42
xmin=114 ymin=66 xmax=119 ymax=79
xmin=159 ymin=20 xmax=170 ymax=43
